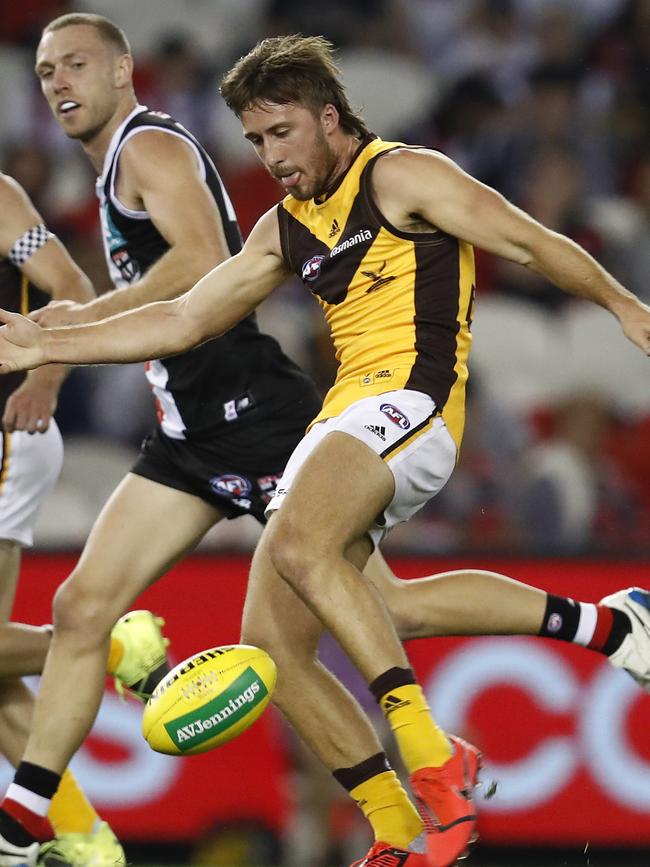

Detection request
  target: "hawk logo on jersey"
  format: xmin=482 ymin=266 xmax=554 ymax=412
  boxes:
xmin=328 ymin=218 xmax=340 ymax=238
xmin=362 ymin=261 xmax=396 ymax=293
xmin=209 ymin=474 xmax=252 ymax=499
xmin=301 ymin=255 xmax=326 ymax=283
xmin=380 ymin=403 xmax=411 ymax=430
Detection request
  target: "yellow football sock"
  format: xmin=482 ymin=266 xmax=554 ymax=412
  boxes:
xmin=106 ymin=636 xmax=124 ymax=675
xmin=380 ymin=684 xmax=452 ymax=773
xmin=350 ymin=770 xmax=423 ymax=849
xmin=48 ymin=769 xmax=99 ymax=835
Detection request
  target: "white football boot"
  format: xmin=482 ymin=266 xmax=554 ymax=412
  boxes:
xmin=600 ymin=587 xmax=650 ymax=691
xmin=0 ymin=832 xmax=38 ymax=866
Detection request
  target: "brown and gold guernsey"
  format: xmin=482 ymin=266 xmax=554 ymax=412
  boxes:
xmin=277 ymin=136 xmax=475 ymax=450
xmin=0 ymin=258 xmax=47 ymax=420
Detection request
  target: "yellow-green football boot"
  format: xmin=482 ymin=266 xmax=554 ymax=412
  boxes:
xmin=39 ymin=821 xmax=125 ymax=867
xmin=111 ymin=609 xmax=170 ymax=701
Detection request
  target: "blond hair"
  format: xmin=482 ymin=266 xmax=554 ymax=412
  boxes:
xmin=42 ymin=13 xmax=131 ymax=55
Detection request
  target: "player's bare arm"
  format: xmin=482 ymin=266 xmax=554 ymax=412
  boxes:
xmin=0 ymin=207 xmax=288 ymax=372
xmin=0 ymin=175 xmax=93 ymax=304
xmin=0 ymin=173 xmax=94 ymax=432
xmin=34 ymin=131 xmax=231 ymax=327
xmin=372 ymin=149 xmax=650 ymax=355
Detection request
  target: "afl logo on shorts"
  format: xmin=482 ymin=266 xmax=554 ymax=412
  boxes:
xmin=209 ymin=474 xmax=252 ymax=499
xmin=301 ymin=255 xmax=325 ymax=283
xmin=380 ymin=403 xmax=411 ymax=430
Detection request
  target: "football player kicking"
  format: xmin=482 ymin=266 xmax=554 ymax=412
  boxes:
xmin=0 ymin=13 xmax=322 ymax=867
xmin=2 ymin=23 xmax=650 ymax=867
xmin=0 ymin=172 xmax=169 ymax=865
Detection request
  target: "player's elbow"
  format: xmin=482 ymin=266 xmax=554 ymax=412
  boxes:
xmin=169 ymin=302 xmax=211 ymax=353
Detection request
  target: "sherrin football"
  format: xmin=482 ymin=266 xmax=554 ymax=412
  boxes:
xmin=142 ymin=644 xmax=277 ymax=755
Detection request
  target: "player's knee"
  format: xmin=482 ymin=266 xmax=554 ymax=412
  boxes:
xmin=266 ymin=524 xmax=326 ymax=598
xmin=266 ymin=522 xmax=304 ymax=580
xmin=52 ymin=573 xmax=114 ymax=639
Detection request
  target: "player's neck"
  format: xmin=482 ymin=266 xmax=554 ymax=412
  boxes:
xmin=317 ymin=133 xmax=365 ymax=201
xmin=81 ymin=97 xmax=139 ymax=173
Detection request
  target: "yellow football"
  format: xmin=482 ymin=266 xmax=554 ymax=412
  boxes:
xmin=142 ymin=644 xmax=277 ymax=755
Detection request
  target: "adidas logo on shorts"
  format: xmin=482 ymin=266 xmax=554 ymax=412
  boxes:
xmin=364 ymin=424 xmax=386 ymax=441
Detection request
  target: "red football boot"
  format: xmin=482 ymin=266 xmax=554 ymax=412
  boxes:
xmin=409 ymin=735 xmax=482 ymax=867
xmin=350 ymin=841 xmax=430 ymax=866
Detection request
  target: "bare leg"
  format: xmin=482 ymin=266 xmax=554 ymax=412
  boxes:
xmin=0 ymin=624 xmax=51 ymax=678
xmin=242 ymin=529 xmax=384 ymax=771
xmin=365 ymin=548 xmax=547 ymax=640
xmin=22 ymin=474 xmax=222 ymax=773
xmin=0 ymin=541 xmax=42 ymax=765
xmin=0 ymin=680 xmax=36 ymax=767
xmin=0 ymin=540 xmax=54 ymax=675
xmin=265 ymin=432 xmax=410 ymax=683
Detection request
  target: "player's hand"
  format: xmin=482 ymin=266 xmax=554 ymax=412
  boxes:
xmin=2 ymin=378 xmax=57 ymax=434
xmin=619 ymin=302 xmax=650 ymax=356
xmin=0 ymin=309 xmax=47 ymax=373
xmin=30 ymin=299 xmax=88 ymax=327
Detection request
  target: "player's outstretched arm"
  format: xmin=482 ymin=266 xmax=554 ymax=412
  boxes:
xmin=0 ymin=208 xmax=288 ymax=373
xmin=373 ymin=150 xmax=650 ymax=355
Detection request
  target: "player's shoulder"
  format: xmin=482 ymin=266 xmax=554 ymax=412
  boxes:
xmin=371 ymin=147 xmax=463 ymax=210
xmin=372 ymin=146 xmax=454 ymax=182
xmin=118 ymin=125 xmax=203 ymax=185
xmin=120 ymin=125 xmax=194 ymax=159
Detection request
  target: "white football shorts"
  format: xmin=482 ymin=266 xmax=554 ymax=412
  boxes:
xmin=0 ymin=421 xmax=63 ymax=546
xmin=265 ymin=389 xmax=457 ymax=545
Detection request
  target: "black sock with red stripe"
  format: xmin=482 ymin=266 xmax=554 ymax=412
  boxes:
xmin=539 ymin=594 xmax=631 ymax=655
xmin=0 ymin=762 xmax=58 ymax=845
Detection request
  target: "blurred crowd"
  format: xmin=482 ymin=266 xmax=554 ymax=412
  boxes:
xmin=2 ymin=0 xmax=650 ymax=558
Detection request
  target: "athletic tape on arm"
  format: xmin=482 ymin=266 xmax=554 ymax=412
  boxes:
xmin=8 ymin=223 xmax=55 ymax=266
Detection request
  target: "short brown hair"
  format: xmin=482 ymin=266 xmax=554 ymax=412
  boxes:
xmin=220 ymin=35 xmax=370 ymax=138
xmin=41 ymin=13 xmax=131 ymax=55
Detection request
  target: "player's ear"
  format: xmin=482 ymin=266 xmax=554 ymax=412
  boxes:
xmin=114 ymin=53 xmax=133 ymax=89
xmin=321 ymin=103 xmax=340 ymax=135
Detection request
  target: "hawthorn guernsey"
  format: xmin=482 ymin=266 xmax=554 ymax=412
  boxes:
xmin=143 ymin=645 xmax=277 ymax=756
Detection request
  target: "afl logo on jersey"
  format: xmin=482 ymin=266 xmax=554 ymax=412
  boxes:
xmin=380 ymin=403 xmax=411 ymax=430
xmin=209 ymin=474 xmax=252 ymax=498
xmin=301 ymin=255 xmax=325 ymax=283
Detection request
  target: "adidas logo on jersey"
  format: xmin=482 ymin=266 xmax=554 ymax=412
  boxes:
xmin=364 ymin=424 xmax=386 ymax=441
xmin=328 ymin=218 xmax=340 ymax=238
